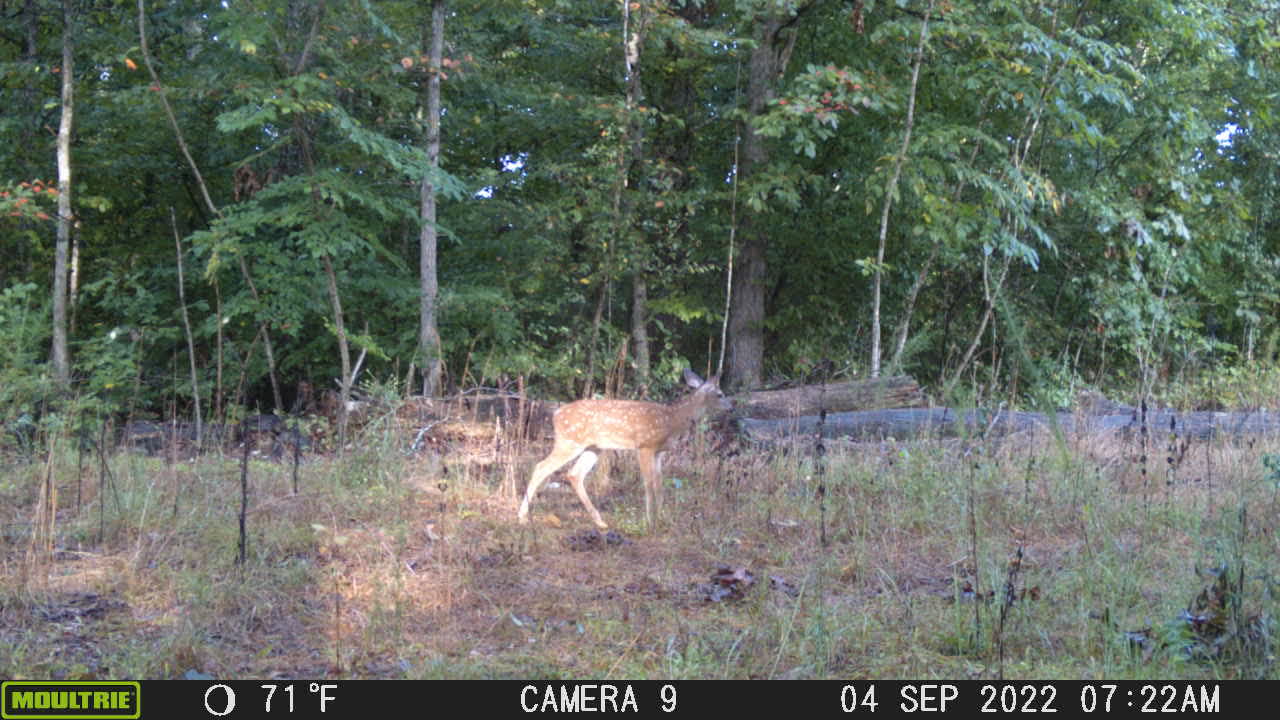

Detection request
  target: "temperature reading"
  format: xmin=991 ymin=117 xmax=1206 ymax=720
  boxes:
xmin=260 ymin=683 xmax=337 ymax=713
xmin=312 ymin=683 xmax=337 ymax=712
xmin=263 ymin=684 xmax=294 ymax=712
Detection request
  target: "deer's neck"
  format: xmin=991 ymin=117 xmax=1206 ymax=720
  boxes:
xmin=668 ymin=395 xmax=707 ymax=434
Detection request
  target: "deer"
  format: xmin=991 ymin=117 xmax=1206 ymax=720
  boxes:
xmin=517 ymin=368 xmax=733 ymax=530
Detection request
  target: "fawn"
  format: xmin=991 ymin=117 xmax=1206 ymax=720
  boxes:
xmin=517 ymin=369 xmax=732 ymax=529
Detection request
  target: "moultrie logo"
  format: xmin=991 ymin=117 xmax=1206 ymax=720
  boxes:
xmin=1 ymin=682 xmax=140 ymax=720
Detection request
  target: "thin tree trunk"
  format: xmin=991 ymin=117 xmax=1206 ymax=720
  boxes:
xmin=940 ymin=10 xmax=1063 ymax=398
xmin=238 ymin=255 xmax=283 ymax=413
xmin=622 ymin=0 xmax=650 ymax=391
xmin=631 ymin=274 xmax=649 ymax=391
xmin=871 ymin=1 xmax=932 ymax=378
xmin=170 ymin=208 xmax=202 ymax=447
xmin=719 ymin=62 xmax=744 ymax=380
xmin=888 ymin=242 xmax=939 ymax=372
xmin=322 ymin=255 xmax=351 ymax=445
xmin=215 ymin=278 xmax=224 ymax=424
xmin=419 ymin=0 xmax=445 ymax=397
xmin=51 ymin=0 xmax=74 ymax=389
xmin=282 ymin=3 xmax=353 ymax=440
xmin=20 ymin=0 xmax=39 ymax=151
xmin=68 ymin=223 xmax=80 ymax=337
xmin=138 ymin=0 xmax=283 ymax=412
xmin=234 ymin=329 xmax=262 ymax=411
xmin=582 ymin=281 xmax=608 ymax=398
xmin=945 ymin=253 xmax=1012 ymax=396
xmin=888 ymin=103 xmax=987 ymax=373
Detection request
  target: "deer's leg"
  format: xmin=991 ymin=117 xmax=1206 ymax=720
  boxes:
xmin=593 ymin=451 xmax=612 ymax=497
xmin=518 ymin=441 xmax=583 ymax=524
xmin=654 ymin=450 xmax=667 ymax=519
xmin=637 ymin=447 xmax=660 ymax=530
xmin=566 ymin=450 xmax=607 ymax=529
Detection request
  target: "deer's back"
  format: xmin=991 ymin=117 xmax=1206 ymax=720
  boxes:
xmin=553 ymin=398 xmax=683 ymax=450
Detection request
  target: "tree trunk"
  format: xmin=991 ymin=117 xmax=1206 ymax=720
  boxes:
xmin=215 ymin=278 xmax=224 ymax=423
xmin=138 ymin=0 xmax=284 ymax=411
xmin=623 ymin=1 xmax=650 ymax=391
xmin=727 ymin=11 xmax=798 ymax=391
xmin=68 ymin=223 xmax=80 ymax=337
xmin=51 ymin=0 xmax=74 ymax=389
xmin=242 ymin=255 xmax=284 ymax=413
xmin=888 ymin=243 xmax=939 ymax=373
xmin=727 ymin=231 xmax=765 ymax=390
xmin=871 ymin=1 xmax=932 ymax=378
xmin=582 ymin=281 xmax=608 ymax=398
xmin=631 ymin=273 xmax=650 ymax=391
xmin=171 ymin=208 xmax=202 ymax=447
xmin=323 ymin=255 xmax=351 ymax=444
xmin=20 ymin=0 xmax=39 ymax=152
xmin=419 ymin=0 xmax=445 ymax=397
xmin=283 ymin=3 xmax=352 ymax=439
xmin=946 ymin=253 xmax=1012 ymax=396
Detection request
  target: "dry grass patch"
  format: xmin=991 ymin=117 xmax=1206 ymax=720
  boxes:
xmin=1 ymin=422 xmax=1276 ymax=679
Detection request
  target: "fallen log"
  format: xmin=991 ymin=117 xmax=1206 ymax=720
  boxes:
xmin=731 ymin=375 xmax=924 ymax=419
xmin=738 ymin=408 xmax=1280 ymax=441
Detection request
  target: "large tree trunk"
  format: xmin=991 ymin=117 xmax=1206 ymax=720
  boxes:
xmin=419 ymin=0 xmax=445 ymax=397
xmin=51 ymin=0 xmax=74 ymax=389
xmin=727 ymin=223 xmax=766 ymax=392
xmin=727 ymin=11 xmax=798 ymax=391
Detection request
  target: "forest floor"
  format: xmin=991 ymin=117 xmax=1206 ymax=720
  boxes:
xmin=0 ymin=415 xmax=1276 ymax=680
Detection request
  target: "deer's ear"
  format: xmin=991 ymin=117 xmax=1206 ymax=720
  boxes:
xmin=683 ymin=368 xmax=705 ymax=388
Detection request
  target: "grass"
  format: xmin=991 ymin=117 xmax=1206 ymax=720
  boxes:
xmin=0 ymin=408 xmax=1276 ymax=680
